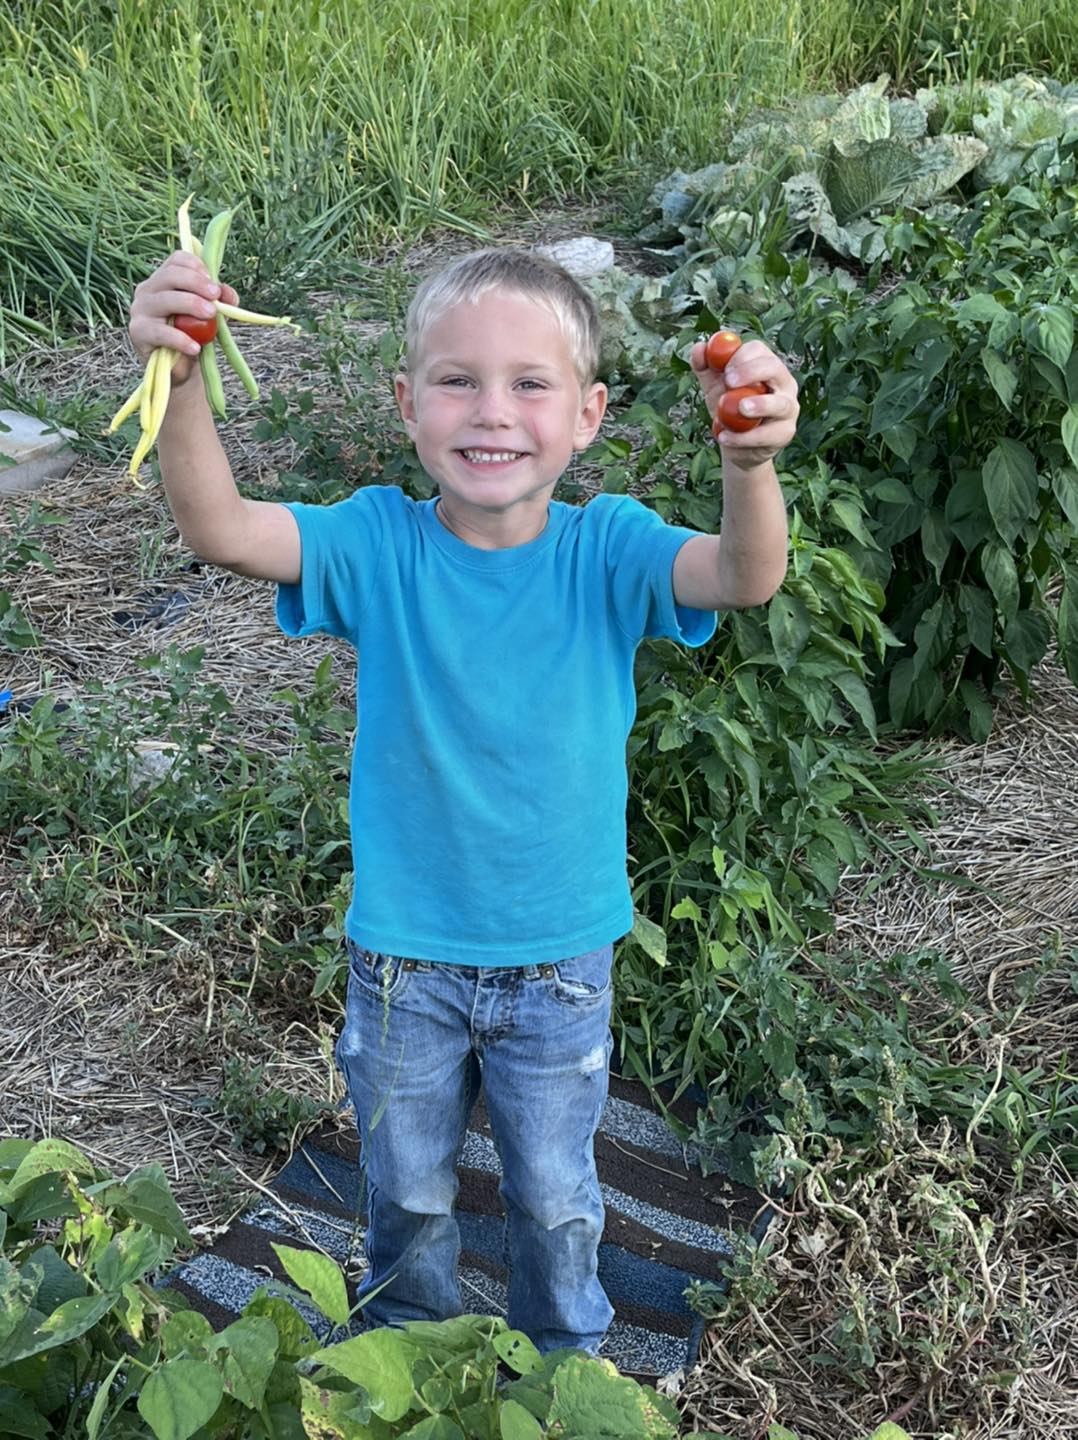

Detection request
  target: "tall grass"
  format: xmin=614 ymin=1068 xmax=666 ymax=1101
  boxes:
xmin=0 ymin=0 xmax=1076 ymax=360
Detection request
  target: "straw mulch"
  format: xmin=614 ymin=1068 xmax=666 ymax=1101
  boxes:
xmin=2 ymin=227 xmax=1076 ymax=1437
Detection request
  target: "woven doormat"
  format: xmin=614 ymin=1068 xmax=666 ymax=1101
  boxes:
xmin=165 ymin=1068 xmax=772 ymax=1381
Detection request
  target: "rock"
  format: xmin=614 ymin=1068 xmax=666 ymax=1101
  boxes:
xmin=534 ymin=237 xmax=616 ymax=279
xmin=0 ymin=409 xmax=77 ymax=493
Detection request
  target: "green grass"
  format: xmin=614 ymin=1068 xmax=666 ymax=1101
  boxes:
xmin=0 ymin=0 xmax=1076 ymax=360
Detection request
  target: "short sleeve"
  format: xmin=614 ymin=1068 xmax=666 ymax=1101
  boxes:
xmin=275 ymin=487 xmax=388 ymax=641
xmin=594 ymin=494 xmax=718 ymax=647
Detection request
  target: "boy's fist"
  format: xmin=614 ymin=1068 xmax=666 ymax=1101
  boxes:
xmin=128 ymin=251 xmax=239 ymax=387
xmin=690 ymin=332 xmax=799 ymax=471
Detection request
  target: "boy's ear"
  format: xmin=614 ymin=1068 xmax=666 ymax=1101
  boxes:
xmin=395 ymin=374 xmax=417 ymax=437
xmin=572 ymin=381 xmax=608 ymax=451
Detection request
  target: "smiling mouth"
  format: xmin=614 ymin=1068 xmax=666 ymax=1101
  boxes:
xmin=458 ymin=448 xmax=527 ymax=464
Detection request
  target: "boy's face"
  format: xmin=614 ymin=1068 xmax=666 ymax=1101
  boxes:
xmin=395 ymin=289 xmax=606 ymax=547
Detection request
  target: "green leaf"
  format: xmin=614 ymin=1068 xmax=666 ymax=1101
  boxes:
xmin=86 ymin=1356 xmax=126 ymax=1440
xmin=630 ymin=911 xmax=667 ymax=966
xmin=270 ymin=1245 xmax=349 ymax=1328
xmin=982 ymin=439 xmax=1039 ymax=546
xmin=243 ymin=1294 xmax=319 ymax=1361
xmin=982 ymin=350 xmax=1017 ymax=410
xmin=768 ymin=592 xmax=812 ymax=672
xmin=311 ymin=1328 xmax=419 ymax=1422
xmin=1051 ymin=468 xmax=1078 ymax=528
xmin=8 ymin=1140 xmax=93 ymax=1195
xmin=161 ymin=1310 xmax=215 ymax=1359
xmin=830 ymin=670 xmax=877 ymax=740
xmin=869 ymin=342 xmax=950 ymax=435
xmin=499 ymin=1397 xmax=543 ymax=1440
xmin=493 ymin=1330 xmax=541 ymax=1376
xmin=867 ymin=1424 xmax=914 ymax=1440
xmin=0 ymin=1385 xmax=50 ymax=1439
xmin=1022 ymin=303 xmax=1073 ymax=371
xmin=920 ymin=509 xmax=951 ymax=581
xmin=22 ymin=1244 xmax=85 ymax=1313
xmin=981 ymin=542 xmax=1020 ymax=624
xmin=958 ymin=585 xmax=995 ymax=657
xmin=1003 ymin=609 xmax=1050 ymax=674
xmin=959 ymin=680 xmax=994 ymax=743
xmin=944 ymin=470 xmax=993 ymax=551
xmin=0 ymin=1293 xmax=116 ymax=1364
xmin=93 ymin=1165 xmax=192 ymax=1246
xmin=829 ymin=497 xmax=877 ymax=548
xmin=138 ymin=1358 xmax=224 ymax=1440
xmin=1061 ymin=406 xmax=1078 ymax=470
xmin=95 ymin=1226 xmax=174 ymax=1293
xmin=1058 ymin=571 xmax=1078 ymax=686
xmin=209 ymin=1316 xmax=279 ymax=1410
xmin=401 ymin=1419 xmax=464 ymax=1440
xmin=956 ymin=294 xmax=1006 ymax=325
xmin=546 ymin=1354 xmax=653 ymax=1439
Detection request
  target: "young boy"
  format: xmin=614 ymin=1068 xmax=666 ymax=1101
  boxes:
xmin=128 ymin=245 xmax=799 ymax=1356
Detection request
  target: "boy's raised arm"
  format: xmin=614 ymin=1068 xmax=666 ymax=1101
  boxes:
xmin=129 ymin=251 xmax=301 ymax=585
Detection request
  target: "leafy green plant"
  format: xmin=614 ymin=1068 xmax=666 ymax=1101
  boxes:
xmin=208 ymin=1060 xmax=336 ymax=1156
xmin=0 ymin=645 xmax=353 ymax=966
xmin=0 ymin=498 xmax=60 ymax=651
xmin=0 ymin=1136 xmax=682 ymax=1438
xmin=596 ymin=127 xmax=1078 ymax=735
xmin=638 ymin=73 xmax=1078 ymax=267
xmin=767 ymin=160 xmax=1078 ymax=733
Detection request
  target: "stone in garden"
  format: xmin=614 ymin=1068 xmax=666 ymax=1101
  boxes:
xmin=534 ymin=237 xmax=615 ymax=279
xmin=0 ymin=409 xmax=77 ymax=493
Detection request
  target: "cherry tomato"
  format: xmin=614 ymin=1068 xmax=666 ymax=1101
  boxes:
xmin=705 ymin=330 xmax=741 ymax=371
xmin=173 ymin=312 xmax=218 ymax=347
xmin=714 ymin=382 xmax=768 ymax=434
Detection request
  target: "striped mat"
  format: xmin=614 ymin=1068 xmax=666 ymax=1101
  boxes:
xmin=165 ymin=1066 xmax=772 ymax=1381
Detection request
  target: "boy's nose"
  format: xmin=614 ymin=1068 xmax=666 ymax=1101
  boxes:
xmin=472 ymin=388 xmax=514 ymax=425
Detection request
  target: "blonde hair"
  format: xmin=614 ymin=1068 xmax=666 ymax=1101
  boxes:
xmin=404 ymin=247 xmax=600 ymax=384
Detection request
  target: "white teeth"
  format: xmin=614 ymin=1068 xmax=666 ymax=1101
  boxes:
xmin=460 ymin=449 xmax=523 ymax=464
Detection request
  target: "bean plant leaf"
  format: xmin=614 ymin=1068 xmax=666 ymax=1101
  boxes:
xmin=209 ymin=1316 xmax=279 ymax=1410
xmin=500 ymin=1398 xmax=544 ymax=1440
xmin=138 ymin=1359 xmax=224 ymax=1440
xmin=85 ymin=1356 xmax=126 ymax=1440
xmin=982 ymin=440 xmax=1038 ymax=546
xmin=311 ymin=1328 xmax=419 ymax=1421
xmin=7 ymin=1140 xmax=94 ymax=1195
xmin=270 ymin=1244 xmax=349 ymax=1327
xmin=93 ymin=1165 xmax=193 ymax=1245
xmin=0 ymin=1293 xmax=116 ymax=1364
xmin=0 ymin=1386 xmax=50 ymax=1439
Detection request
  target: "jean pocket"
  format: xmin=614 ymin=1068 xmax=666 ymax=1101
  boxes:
xmin=549 ymin=945 xmax=613 ymax=1008
xmin=345 ymin=938 xmax=410 ymax=1002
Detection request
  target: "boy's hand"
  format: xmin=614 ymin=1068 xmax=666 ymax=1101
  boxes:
xmin=690 ymin=336 xmax=799 ymax=473
xmin=128 ymin=252 xmax=240 ymax=388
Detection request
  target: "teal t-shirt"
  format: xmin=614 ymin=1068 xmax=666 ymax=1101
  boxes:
xmin=276 ymin=485 xmax=717 ymax=965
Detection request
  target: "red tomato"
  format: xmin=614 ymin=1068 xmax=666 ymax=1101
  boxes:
xmin=714 ymin=382 xmax=768 ymax=434
xmin=705 ymin=330 xmax=741 ymax=371
xmin=173 ymin=312 xmax=218 ymax=347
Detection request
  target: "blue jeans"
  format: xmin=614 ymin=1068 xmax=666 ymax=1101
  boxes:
xmin=335 ymin=939 xmax=616 ymax=1353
